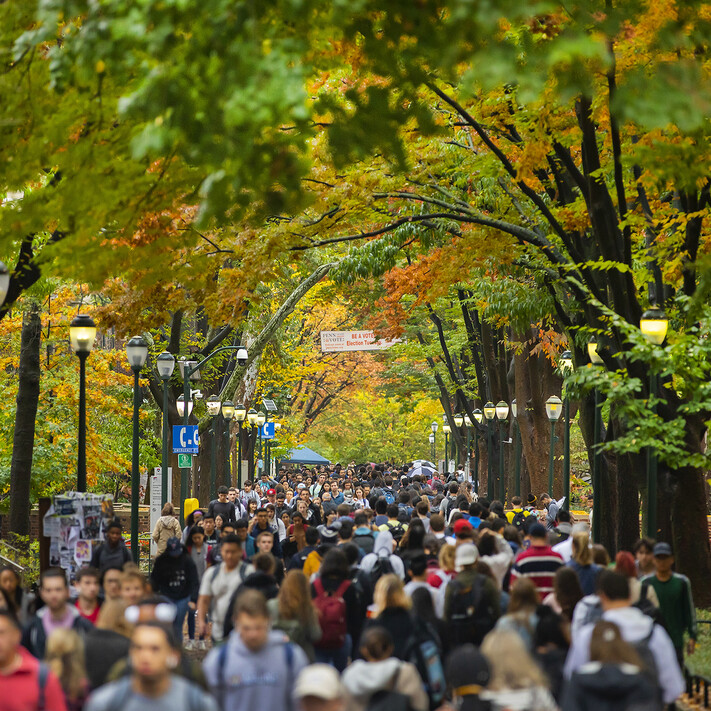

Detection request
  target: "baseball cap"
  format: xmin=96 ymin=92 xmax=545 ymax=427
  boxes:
xmin=293 ymin=664 xmax=344 ymax=701
xmin=297 ymin=483 xmax=306 ymax=490
xmin=453 ymin=518 xmax=473 ymax=536
xmin=317 ymin=526 xmax=339 ymax=543
xmin=266 ymin=488 xmax=276 ymax=496
xmin=165 ymin=537 xmax=182 ymax=558
xmin=653 ymin=542 xmax=673 ymax=557
xmin=455 ymin=543 xmax=479 ymax=571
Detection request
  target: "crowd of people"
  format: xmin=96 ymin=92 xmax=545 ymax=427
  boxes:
xmin=0 ymin=462 xmax=699 ymax=711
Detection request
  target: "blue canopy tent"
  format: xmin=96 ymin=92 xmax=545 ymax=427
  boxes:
xmin=280 ymin=445 xmax=331 ymax=466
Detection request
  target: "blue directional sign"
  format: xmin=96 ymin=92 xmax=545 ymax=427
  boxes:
xmin=261 ymin=422 xmax=276 ymax=440
xmin=172 ymin=425 xmax=199 ymax=454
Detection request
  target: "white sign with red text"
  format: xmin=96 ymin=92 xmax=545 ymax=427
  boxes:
xmin=320 ymin=330 xmax=401 ymax=353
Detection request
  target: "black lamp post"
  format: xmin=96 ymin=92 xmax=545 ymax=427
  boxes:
xmin=235 ymin=404 xmax=247 ymax=488
xmin=221 ymin=401 xmax=235 ymax=485
xmin=69 ymin=314 xmax=97 ymax=492
xmin=256 ymin=411 xmax=266 ymax=475
xmin=545 ymin=395 xmax=563 ymax=495
xmin=206 ymin=395 xmax=221 ymax=496
xmin=442 ymin=420 xmax=451 ymax=476
xmin=428 ymin=432 xmax=435 ymax=461
xmin=483 ymin=402 xmax=496 ymax=497
xmin=472 ymin=409 xmax=482 ymax=493
xmin=640 ymin=307 xmax=669 ymax=539
xmin=453 ymin=412 xmax=465 ymax=472
xmin=587 ymin=337 xmax=603 ymax=542
xmin=246 ymin=408 xmax=258 ymax=477
xmin=559 ymin=351 xmax=574 ymax=511
xmin=156 ymin=351 xmax=175 ymax=506
xmin=495 ymin=401 xmax=509 ymax=503
xmin=126 ymin=335 xmax=149 ymax=564
xmin=430 ymin=421 xmax=439 ymax=467
xmin=511 ymin=399 xmax=522 ymax=498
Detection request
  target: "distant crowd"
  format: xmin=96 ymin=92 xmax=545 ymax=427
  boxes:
xmin=0 ymin=461 xmax=697 ymax=711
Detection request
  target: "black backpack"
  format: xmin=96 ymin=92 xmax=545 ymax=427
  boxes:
xmin=366 ymin=666 xmax=414 ymax=711
xmin=446 ymin=575 xmax=496 ymax=647
xmin=511 ymin=510 xmax=528 ymax=531
xmin=353 ymin=531 xmax=376 ymax=554
xmin=385 ymin=521 xmax=406 ymax=546
xmin=405 ymin=623 xmax=446 ymax=710
xmin=634 ymin=582 xmax=666 ymax=628
xmin=369 ymin=552 xmax=394 ymax=587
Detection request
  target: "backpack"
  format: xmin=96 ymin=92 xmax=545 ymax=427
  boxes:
xmin=385 ymin=521 xmax=406 ymax=546
xmin=353 ymin=531 xmax=376 ymax=554
xmin=313 ymin=578 xmax=351 ymax=649
xmin=369 ymin=552 xmax=394 ymax=588
xmin=634 ymin=582 xmax=665 ymax=627
xmin=631 ymin=625 xmax=663 ymax=705
xmin=383 ymin=488 xmax=396 ymax=505
xmin=405 ymin=623 xmax=447 ymax=709
xmin=511 ymin=510 xmax=528 ymax=531
xmin=366 ymin=665 xmax=414 ymax=711
xmin=446 ymin=575 xmax=496 ymax=647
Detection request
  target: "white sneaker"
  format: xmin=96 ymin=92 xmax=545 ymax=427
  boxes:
xmin=184 ymin=639 xmax=196 ymax=651
xmin=198 ymin=640 xmax=207 ymax=651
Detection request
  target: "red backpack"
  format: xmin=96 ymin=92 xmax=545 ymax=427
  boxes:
xmin=313 ymin=578 xmax=351 ymax=649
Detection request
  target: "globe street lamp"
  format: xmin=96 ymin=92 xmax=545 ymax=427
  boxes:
xmin=453 ymin=412 xmax=464 ymax=471
xmin=69 ymin=314 xmax=96 ymax=492
xmin=126 ymin=335 xmax=149 ymax=564
xmin=221 ymin=401 xmax=235 ymax=486
xmin=511 ymin=399 xmax=522 ymax=498
xmin=560 ymin=350 xmax=574 ymax=511
xmin=472 ymin=409 xmax=483 ymax=493
xmin=430 ymin=421 xmax=439 ymax=466
xmin=495 ymin=401 xmax=509 ymax=503
xmin=483 ymin=402 xmax=496 ymax=497
xmin=206 ymin=395 xmax=221 ymax=496
xmin=588 ymin=337 xmax=603 ymax=542
xmin=640 ymin=307 xmax=669 ymax=538
xmin=234 ymin=403 xmax=247 ymax=488
xmin=156 ymin=351 xmax=175 ymax=506
xmin=176 ymin=394 xmax=193 ymax=418
xmin=545 ymin=395 xmax=563 ymax=495
xmin=429 ymin=432 xmax=436 ymax=461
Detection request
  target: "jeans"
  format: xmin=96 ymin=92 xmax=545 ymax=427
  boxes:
xmin=187 ymin=608 xmax=204 ymax=640
xmin=172 ymin=596 xmax=191 ymax=643
xmin=315 ymin=635 xmax=352 ymax=672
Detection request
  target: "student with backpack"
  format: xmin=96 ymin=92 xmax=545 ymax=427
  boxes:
xmin=564 ymin=570 xmax=684 ymax=705
xmin=352 ymin=513 xmax=376 ymax=554
xmin=360 ymin=531 xmax=406 ymax=586
xmin=311 ymin=548 xmax=363 ymax=671
xmin=377 ymin=505 xmax=408 ymax=546
xmin=341 ymin=627 xmax=428 ymax=711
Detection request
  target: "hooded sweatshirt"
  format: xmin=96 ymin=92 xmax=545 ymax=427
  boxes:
xmin=341 ymin=658 xmax=428 ymax=711
xmin=564 ymin=606 xmax=684 ymax=704
xmin=561 ymin=662 xmax=662 ymax=711
xmin=152 ymin=515 xmax=182 ymax=555
xmin=359 ymin=531 xmax=405 ymax=580
xmin=203 ymin=630 xmax=308 ymax=711
xmin=22 ymin=605 xmax=93 ymax=659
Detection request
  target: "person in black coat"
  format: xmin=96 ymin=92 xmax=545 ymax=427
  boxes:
xmin=149 ymin=537 xmax=199 ymax=643
xmin=206 ymin=486 xmax=237 ymax=525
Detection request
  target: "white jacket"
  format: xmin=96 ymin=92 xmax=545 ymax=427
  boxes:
xmin=564 ymin=605 xmax=685 ymax=704
xmin=480 ymin=535 xmax=514 ymax=590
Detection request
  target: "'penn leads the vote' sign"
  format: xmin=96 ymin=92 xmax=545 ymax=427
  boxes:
xmin=172 ymin=425 xmax=199 ymax=454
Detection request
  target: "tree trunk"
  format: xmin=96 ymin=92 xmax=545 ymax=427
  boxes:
xmin=9 ymin=302 xmax=41 ymax=535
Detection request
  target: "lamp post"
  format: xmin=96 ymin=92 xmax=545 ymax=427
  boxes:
xmin=156 ymin=352 xmax=176 ymax=506
xmin=472 ymin=409 xmax=482 ymax=493
xmin=463 ymin=414 xmax=472 ymax=482
xmin=256 ymin=411 xmax=266 ymax=475
xmin=176 ymin=345 xmax=248 ymax=523
xmin=221 ymin=401 xmax=235 ymax=486
xmin=588 ymin=337 xmax=603 ymax=543
xmin=69 ymin=314 xmax=97 ymax=492
xmin=483 ymin=402 xmax=496 ymax=497
xmin=429 ymin=432 xmax=435 ymax=461
xmin=545 ymin=395 xmax=563 ymax=495
xmin=453 ymin=412 xmax=464 ymax=472
xmin=234 ymin=403 xmax=247 ymax=488
xmin=495 ymin=401 xmax=509 ymax=503
xmin=126 ymin=336 xmax=149 ymax=564
xmin=206 ymin=395 xmax=221 ymax=496
xmin=442 ymin=421 xmax=451 ymax=476
xmin=246 ymin=408 xmax=258 ymax=478
xmin=560 ymin=351 xmax=574 ymax=511
xmin=640 ymin=307 xmax=669 ymax=539
xmin=430 ymin=421 xmax=439 ymax=466
xmin=511 ymin=399 xmax=522 ymax=498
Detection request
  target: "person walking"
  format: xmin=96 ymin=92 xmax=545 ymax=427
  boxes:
xmin=539 ymin=493 xmax=559 ymax=531
xmin=153 ymin=503 xmax=183 ymax=556
xmin=0 ymin=610 xmax=68 ymax=711
xmin=566 ymin=530 xmax=601 ymax=596
xmin=85 ymin=621 xmax=216 ymax=711
xmin=150 ymin=538 xmax=200 ymax=644
xmin=45 ymin=629 xmax=90 ymax=711
xmin=510 ymin=523 xmax=563 ymax=598
xmin=642 ymin=542 xmax=697 ymax=666
xmin=22 ymin=568 xmax=93 ymax=659
xmin=90 ymin=522 xmax=131 ymax=574
xmin=203 ymin=590 xmax=308 ymax=711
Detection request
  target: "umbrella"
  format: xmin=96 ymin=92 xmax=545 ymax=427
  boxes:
xmin=412 ymin=460 xmax=435 ymax=469
xmin=409 ymin=465 xmax=435 ymax=479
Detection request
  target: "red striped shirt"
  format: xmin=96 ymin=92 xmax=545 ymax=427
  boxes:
xmin=510 ymin=545 xmax=564 ymax=597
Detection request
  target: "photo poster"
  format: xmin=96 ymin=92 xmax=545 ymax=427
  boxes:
xmin=43 ymin=492 xmax=115 ymax=581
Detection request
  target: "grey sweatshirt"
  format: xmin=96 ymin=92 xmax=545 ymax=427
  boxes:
xmin=203 ymin=630 xmax=308 ymax=711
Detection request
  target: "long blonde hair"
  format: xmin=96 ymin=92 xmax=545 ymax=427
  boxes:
xmin=45 ymin=628 xmax=87 ymax=700
xmin=481 ymin=629 xmax=549 ymax=690
xmin=373 ymin=574 xmax=411 ymax=617
xmin=572 ymin=530 xmax=593 ymax=566
xmin=438 ymin=544 xmax=456 ymax=571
